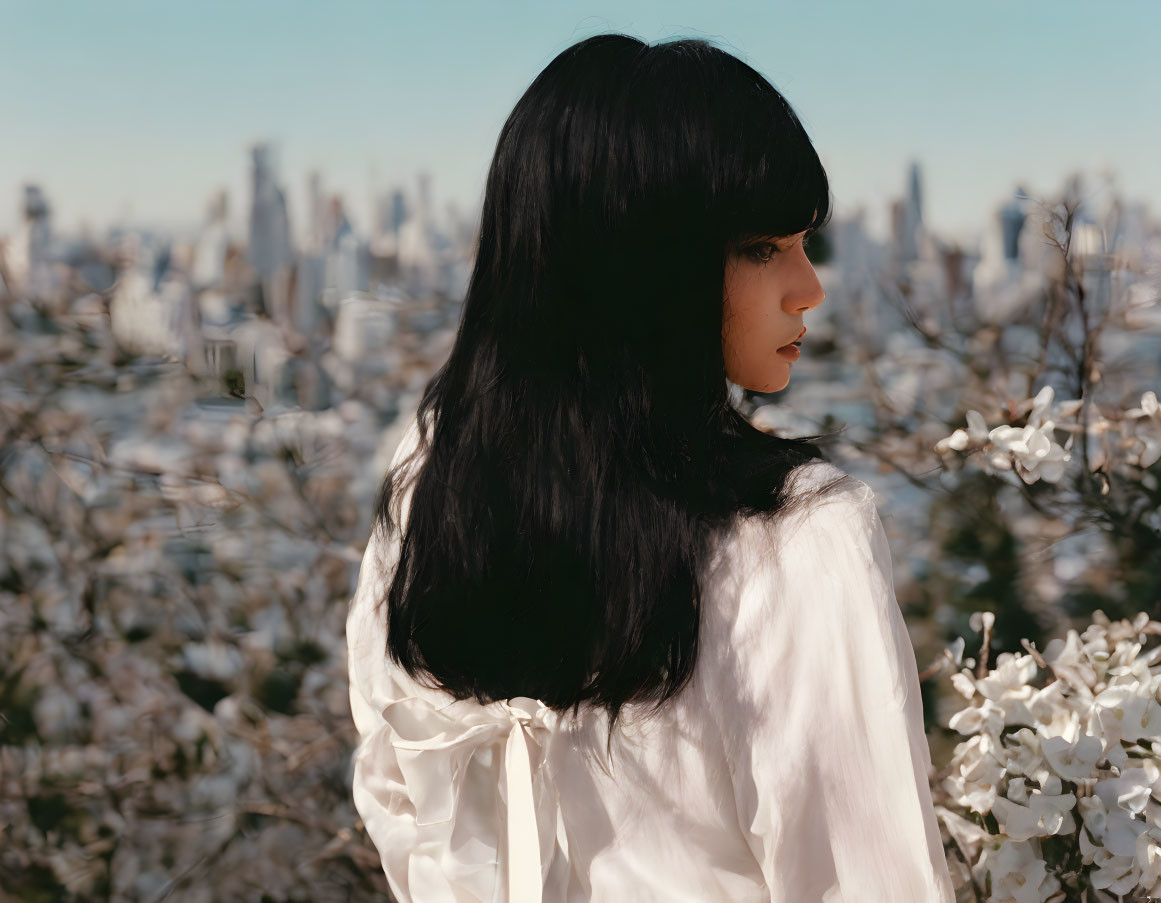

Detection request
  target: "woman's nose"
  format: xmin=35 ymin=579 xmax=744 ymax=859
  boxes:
xmin=782 ymin=266 xmax=826 ymax=314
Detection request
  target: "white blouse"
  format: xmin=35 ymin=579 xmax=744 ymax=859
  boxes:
xmin=346 ymin=412 xmax=956 ymax=902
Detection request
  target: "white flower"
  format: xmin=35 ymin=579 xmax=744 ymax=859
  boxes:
xmin=934 ymin=804 xmax=994 ymax=866
xmin=978 ymin=837 xmax=1060 ymax=903
xmin=943 ymin=731 xmax=1006 ymax=815
xmin=178 ymin=639 xmax=245 ymax=682
xmin=950 ymin=668 xmax=978 ymax=700
xmin=1041 ymin=630 xmax=1099 ymax=696
xmin=1124 ymin=389 xmax=1161 ymax=468
xmin=973 ymin=651 xmax=1042 ymax=727
xmin=1096 ymin=767 xmax=1156 ymax=820
xmin=935 ymin=409 xmax=991 ymax=453
xmin=1079 ymin=794 xmax=1110 ymax=849
xmin=988 ymin=422 xmax=1071 ymax=484
xmin=1089 ymin=841 xmax=1142 ymax=895
xmin=970 ymin=610 xmax=996 ymax=633
xmin=1027 ymin=680 xmax=1079 ymax=737
xmin=1135 ymin=822 xmax=1161 ymax=895
xmin=991 ymin=773 xmax=1077 ymax=840
xmin=1004 ymin=728 xmax=1046 ymax=778
xmin=1093 ymin=684 xmax=1161 ymax=746
xmin=946 ymin=635 xmax=966 ymax=667
xmin=976 ymin=651 xmax=1040 ymax=700
xmin=948 ymin=695 xmax=1007 ymax=738
xmin=1024 ymin=384 xmax=1084 ymax=429
xmin=1041 ymin=732 xmax=1103 ymax=783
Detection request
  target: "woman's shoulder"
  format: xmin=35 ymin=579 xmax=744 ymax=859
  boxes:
xmin=742 ymin=459 xmax=873 ymax=539
xmin=697 ymin=461 xmax=886 ymax=668
xmin=706 ymin=460 xmax=875 ymax=588
xmin=783 ymin=459 xmax=873 ymax=506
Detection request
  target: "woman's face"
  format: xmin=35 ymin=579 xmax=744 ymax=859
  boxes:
xmin=721 ymin=229 xmax=826 ymax=393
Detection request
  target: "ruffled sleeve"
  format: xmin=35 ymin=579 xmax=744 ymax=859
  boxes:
xmin=347 ymin=411 xmax=421 ymax=746
xmin=705 ymin=476 xmax=955 ymax=902
xmin=345 ymin=411 xmax=565 ymax=903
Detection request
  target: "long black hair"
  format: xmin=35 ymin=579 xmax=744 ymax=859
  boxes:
xmin=372 ymin=33 xmax=852 ymax=753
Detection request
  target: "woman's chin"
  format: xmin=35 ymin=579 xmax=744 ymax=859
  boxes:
xmin=745 ymin=376 xmax=790 ymax=394
xmin=730 ymin=364 xmax=791 ymax=394
xmin=766 ymin=370 xmax=791 ymax=393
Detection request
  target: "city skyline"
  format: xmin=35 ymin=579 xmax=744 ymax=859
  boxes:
xmin=3 ymin=0 xmax=1159 ymax=245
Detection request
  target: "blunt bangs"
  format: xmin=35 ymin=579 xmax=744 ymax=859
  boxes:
xmin=670 ymin=42 xmax=832 ymax=252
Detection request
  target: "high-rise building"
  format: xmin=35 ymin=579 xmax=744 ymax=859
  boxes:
xmin=246 ymin=142 xmax=295 ymax=323
xmin=999 ymin=187 xmax=1028 ymax=263
xmin=192 ymin=189 xmax=230 ymax=290
xmin=3 ymin=184 xmax=55 ymax=300
xmin=247 ymin=143 xmax=294 ymax=283
xmin=375 ymin=188 xmax=408 ymax=242
xmin=897 ymin=160 xmax=924 ymax=263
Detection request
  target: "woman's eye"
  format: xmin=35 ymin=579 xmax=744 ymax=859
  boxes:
xmin=745 ymin=242 xmax=778 ymax=263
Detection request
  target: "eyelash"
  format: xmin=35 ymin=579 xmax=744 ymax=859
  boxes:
xmin=745 ymin=236 xmax=812 ymax=264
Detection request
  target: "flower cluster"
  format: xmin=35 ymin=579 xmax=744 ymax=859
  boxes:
xmin=936 ymin=610 xmax=1161 ymax=902
xmin=935 ymin=387 xmax=1161 ymax=486
xmin=934 ymin=386 xmax=1078 ymax=484
xmin=1125 ymin=391 xmax=1161 ymax=470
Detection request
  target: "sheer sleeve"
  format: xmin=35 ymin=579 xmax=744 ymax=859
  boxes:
xmin=346 ymin=411 xmax=568 ymax=903
xmin=345 ymin=413 xmax=424 ymax=901
xmin=705 ymin=480 xmax=955 ymax=902
xmin=348 ymin=412 xmax=422 ymax=742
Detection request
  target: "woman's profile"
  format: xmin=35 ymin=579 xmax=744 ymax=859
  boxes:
xmin=346 ymin=32 xmax=955 ymax=903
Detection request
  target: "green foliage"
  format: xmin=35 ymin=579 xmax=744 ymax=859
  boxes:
xmin=283 ymin=638 xmax=328 ymax=667
xmin=923 ymin=471 xmax=1045 ymax=655
xmin=222 ymin=367 xmax=245 ymax=397
xmin=0 ymin=664 xmax=40 ymax=745
xmin=256 ymin=666 xmax=302 ymax=715
xmin=0 ymin=862 xmax=67 ymax=903
xmin=174 ymin=670 xmax=231 ymax=713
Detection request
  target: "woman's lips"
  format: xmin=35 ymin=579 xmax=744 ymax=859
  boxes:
xmin=776 ymin=326 xmax=805 ymax=361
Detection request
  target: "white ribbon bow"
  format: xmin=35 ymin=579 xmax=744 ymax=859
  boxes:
xmin=380 ymin=693 xmax=561 ymax=902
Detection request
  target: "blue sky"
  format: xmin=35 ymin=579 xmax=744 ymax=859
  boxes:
xmin=2 ymin=0 xmax=1158 ymax=245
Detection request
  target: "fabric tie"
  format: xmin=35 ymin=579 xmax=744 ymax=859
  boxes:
xmin=503 ymin=704 xmax=543 ymax=903
xmin=376 ymin=693 xmax=560 ymax=902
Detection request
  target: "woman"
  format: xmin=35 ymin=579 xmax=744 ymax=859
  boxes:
xmin=346 ymin=32 xmax=955 ymax=903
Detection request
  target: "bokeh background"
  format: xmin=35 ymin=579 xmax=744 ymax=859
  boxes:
xmin=2 ymin=2 xmax=1159 ymax=900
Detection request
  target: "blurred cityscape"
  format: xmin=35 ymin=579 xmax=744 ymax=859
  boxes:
xmin=1 ymin=141 xmax=1160 ymax=900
